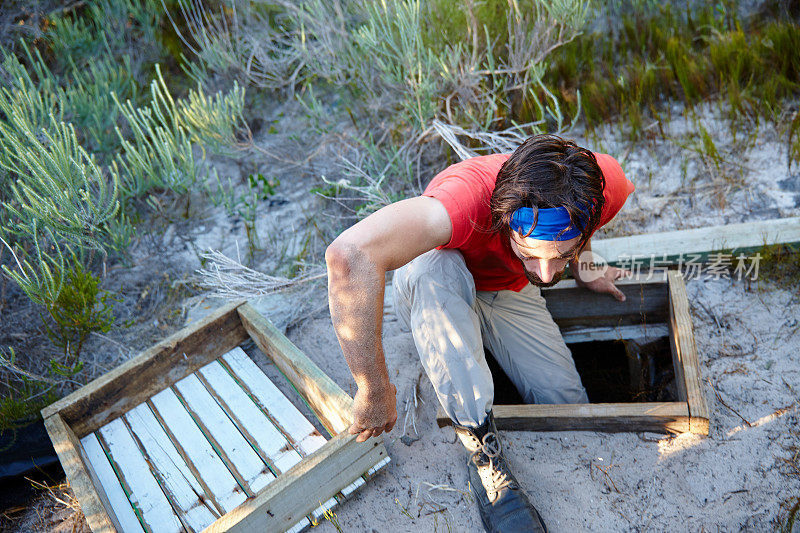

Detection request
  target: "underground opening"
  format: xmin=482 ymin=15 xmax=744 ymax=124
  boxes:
xmin=487 ymin=335 xmax=678 ymax=405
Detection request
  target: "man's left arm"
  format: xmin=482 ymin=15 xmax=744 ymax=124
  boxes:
xmin=569 ymin=238 xmax=630 ymax=302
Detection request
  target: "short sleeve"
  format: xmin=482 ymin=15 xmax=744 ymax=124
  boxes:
xmin=422 ymin=160 xmax=495 ymax=249
xmin=594 ymin=152 xmax=635 ymax=229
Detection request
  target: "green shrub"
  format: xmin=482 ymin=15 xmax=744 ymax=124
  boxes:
xmin=42 ymin=257 xmax=121 ymax=373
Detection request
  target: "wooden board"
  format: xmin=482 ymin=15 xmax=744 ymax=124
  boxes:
xmin=668 ymin=271 xmax=710 ymax=434
xmin=43 ymin=414 xmax=121 ymax=533
xmin=593 ymin=216 xmax=800 ymax=266
xmin=173 ymin=374 xmax=276 ymax=494
xmin=96 ymin=419 xmax=184 ymax=533
xmin=220 ymin=347 xmax=328 ymax=456
xmin=431 ymin=271 xmax=710 ymax=436
xmin=197 ymin=359 xmax=305 ymax=474
xmin=205 ymin=433 xmax=387 ymax=533
xmin=124 ymin=404 xmax=220 ymax=529
xmin=43 ymin=300 xmax=249 ymax=438
xmin=149 ymin=388 xmax=248 ymax=513
xmin=560 ymin=323 xmax=669 ymax=344
xmin=436 ymin=403 xmax=691 ymax=433
xmin=80 ymin=433 xmax=144 ymax=533
xmin=237 ymin=304 xmax=354 ymax=435
xmin=541 ymin=273 xmax=669 ymax=328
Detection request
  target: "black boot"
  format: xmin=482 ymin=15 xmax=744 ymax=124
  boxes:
xmin=454 ymin=412 xmax=548 ymax=533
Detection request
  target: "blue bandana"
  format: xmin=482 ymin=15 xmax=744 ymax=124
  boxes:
xmin=509 ymin=206 xmax=584 ymax=241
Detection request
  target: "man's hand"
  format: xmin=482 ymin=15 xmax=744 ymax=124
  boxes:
xmin=574 ymin=264 xmax=631 ymax=302
xmin=348 ymin=383 xmax=398 ymax=442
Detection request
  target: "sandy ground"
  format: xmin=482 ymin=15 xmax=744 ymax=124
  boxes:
xmin=4 ymin=96 xmax=800 ymax=532
xmin=272 ymin=275 xmax=800 ymax=532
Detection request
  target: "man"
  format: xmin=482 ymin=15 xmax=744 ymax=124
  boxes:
xmin=325 ymin=134 xmax=635 ymax=532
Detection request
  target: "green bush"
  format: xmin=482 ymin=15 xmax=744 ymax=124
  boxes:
xmin=42 ymin=257 xmax=121 ymax=374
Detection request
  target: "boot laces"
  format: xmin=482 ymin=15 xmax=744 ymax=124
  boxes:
xmin=468 ymin=431 xmax=515 ymax=499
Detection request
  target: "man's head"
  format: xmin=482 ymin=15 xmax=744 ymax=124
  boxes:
xmin=490 ymin=134 xmax=605 ymax=286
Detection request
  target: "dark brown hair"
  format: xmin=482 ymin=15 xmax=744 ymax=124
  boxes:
xmin=489 ymin=134 xmax=605 ymax=251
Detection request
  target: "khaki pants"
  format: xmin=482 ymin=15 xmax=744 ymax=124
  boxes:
xmin=393 ymin=249 xmax=588 ymax=428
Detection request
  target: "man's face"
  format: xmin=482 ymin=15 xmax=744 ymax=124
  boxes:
xmin=509 ymin=232 xmax=581 ymax=287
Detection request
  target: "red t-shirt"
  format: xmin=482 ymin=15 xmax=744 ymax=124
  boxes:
xmin=422 ymin=152 xmax=635 ymax=292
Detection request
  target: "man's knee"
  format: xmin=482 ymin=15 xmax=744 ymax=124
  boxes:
xmin=393 ymin=249 xmax=474 ymax=301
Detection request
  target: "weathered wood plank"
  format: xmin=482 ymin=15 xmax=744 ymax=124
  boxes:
xmin=593 ymin=216 xmax=800 ymax=266
xmin=436 ymin=403 xmax=691 ymax=433
xmin=173 ymin=374 xmax=275 ymax=494
xmin=235 ymin=305 xmax=354 ymax=434
xmin=125 ymin=404 xmax=219 ymax=531
xmin=97 ymin=418 xmax=184 ymax=533
xmin=197 ymin=360 xmax=305 ymax=474
xmin=149 ymin=389 xmax=248 ymax=513
xmin=668 ymin=271 xmax=710 ymax=435
xmin=560 ymin=323 xmax=669 ymax=344
xmin=43 ymin=414 xmax=121 ymax=533
xmin=220 ymin=347 xmax=328 ymax=455
xmin=80 ymin=433 xmax=144 ymax=533
xmin=542 ymin=273 xmax=669 ymax=328
xmin=43 ymin=300 xmax=249 ymax=438
xmin=203 ymin=433 xmax=387 ymax=533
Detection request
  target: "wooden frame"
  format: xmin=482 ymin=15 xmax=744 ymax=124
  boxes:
xmin=593 ymin=216 xmax=800 ymax=266
xmin=42 ymin=301 xmax=388 ymax=533
xmin=436 ymin=272 xmax=709 ymax=435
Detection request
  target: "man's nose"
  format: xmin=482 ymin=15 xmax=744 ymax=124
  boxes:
xmin=527 ymin=259 xmax=556 ymax=283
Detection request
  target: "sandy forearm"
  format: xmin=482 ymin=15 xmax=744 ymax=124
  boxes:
xmin=326 ymin=242 xmax=391 ymax=394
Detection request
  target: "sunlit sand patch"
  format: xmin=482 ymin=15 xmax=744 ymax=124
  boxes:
xmin=657 ymin=432 xmax=705 ymax=459
xmin=726 ymin=405 xmax=796 ymax=438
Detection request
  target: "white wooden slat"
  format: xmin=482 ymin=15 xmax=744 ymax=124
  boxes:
xmin=297 ymin=433 xmax=328 ymax=456
xmin=340 ymin=457 xmax=392 ymax=499
xmin=80 ymin=433 xmax=145 ymax=533
xmin=150 ymin=388 xmax=247 ymax=513
xmin=221 ymin=348 xmax=326 ymax=452
xmin=174 ymin=373 xmax=275 ymax=494
xmin=339 ymin=477 xmax=366 ymax=499
xmin=310 ymin=497 xmax=338 ymax=521
xmin=97 ymin=419 xmax=183 ymax=533
xmin=593 ymin=216 xmax=800 ymax=265
xmin=560 ymin=323 xmax=669 ymax=344
xmin=367 ymin=456 xmax=391 ymax=476
xmin=197 ymin=361 xmax=304 ymax=474
xmin=125 ymin=404 xmax=219 ymax=531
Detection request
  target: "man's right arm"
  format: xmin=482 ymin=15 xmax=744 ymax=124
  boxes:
xmin=325 ymin=196 xmax=452 ymax=442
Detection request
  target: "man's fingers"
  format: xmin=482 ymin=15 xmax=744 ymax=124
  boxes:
xmin=610 ymin=283 xmax=626 ymax=302
xmin=356 ymin=428 xmax=374 ymax=442
xmin=353 ymin=423 xmax=393 ymax=442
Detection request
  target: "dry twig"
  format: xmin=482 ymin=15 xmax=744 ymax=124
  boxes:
xmin=192 ymin=248 xmax=326 ymax=299
xmin=706 ymin=378 xmax=752 ymax=427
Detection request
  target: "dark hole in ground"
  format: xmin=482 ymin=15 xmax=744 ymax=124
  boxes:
xmin=487 ymin=336 xmax=677 ymax=405
xmin=0 ymin=419 xmax=63 ymax=513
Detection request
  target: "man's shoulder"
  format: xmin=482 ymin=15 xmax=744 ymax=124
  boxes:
xmin=423 ymin=153 xmax=511 ymax=198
